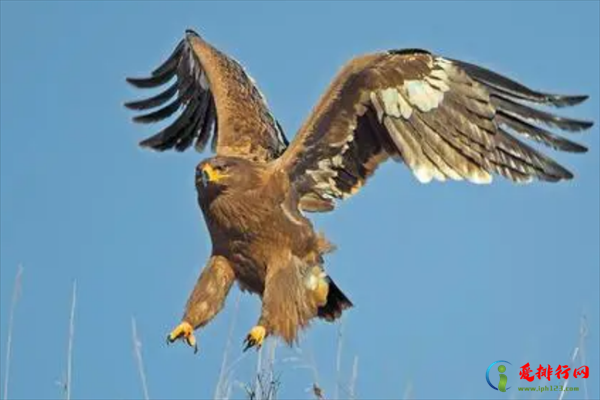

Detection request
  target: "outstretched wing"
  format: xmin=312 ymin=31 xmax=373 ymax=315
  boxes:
xmin=276 ymin=49 xmax=593 ymax=212
xmin=125 ymin=30 xmax=288 ymax=162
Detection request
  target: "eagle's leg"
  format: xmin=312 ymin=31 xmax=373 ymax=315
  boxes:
xmin=243 ymin=259 xmax=323 ymax=350
xmin=167 ymin=255 xmax=235 ymax=353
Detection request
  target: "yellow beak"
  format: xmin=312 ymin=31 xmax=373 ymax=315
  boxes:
xmin=200 ymin=164 xmax=227 ymax=186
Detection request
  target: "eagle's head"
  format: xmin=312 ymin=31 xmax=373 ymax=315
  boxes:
xmin=195 ymin=156 xmax=263 ymax=198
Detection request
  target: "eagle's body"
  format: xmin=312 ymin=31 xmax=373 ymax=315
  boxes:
xmin=126 ymin=30 xmax=593 ymax=352
xmin=193 ymin=156 xmax=350 ymax=343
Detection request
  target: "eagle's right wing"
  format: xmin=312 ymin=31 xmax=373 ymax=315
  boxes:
xmin=125 ymin=30 xmax=288 ymax=163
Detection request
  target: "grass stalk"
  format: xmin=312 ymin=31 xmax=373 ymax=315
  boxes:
xmin=214 ymin=291 xmax=241 ymax=400
xmin=348 ymin=355 xmax=358 ymax=400
xmin=557 ymin=314 xmax=588 ymax=400
xmin=131 ymin=317 xmax=150 ymax=400
xmin=65 ymin=280 xmax=77 ymax=400
xmin=2 ymin=265 xmax=23 ymax=400
xmin=334 ymin=322 xmax=343 ymax=400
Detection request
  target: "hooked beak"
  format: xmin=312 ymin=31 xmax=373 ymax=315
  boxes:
xmin=199 ymin=164 xmax=226 ymax=187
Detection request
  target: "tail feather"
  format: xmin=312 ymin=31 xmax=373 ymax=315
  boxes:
xmin=318 ymin=278 xmax=353 ymax=322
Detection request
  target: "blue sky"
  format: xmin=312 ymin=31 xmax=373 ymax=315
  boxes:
xmin=1 ymin=1 xmax=598 ymax=399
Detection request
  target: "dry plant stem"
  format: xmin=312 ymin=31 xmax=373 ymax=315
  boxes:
xmin=557 ymin=347 xmax=579 ymax=400
xmin=335 ymin=322 xmax=343 ymax=400
xmin=557 ymin=315 xmax=588 ymax=400
xmin=65 ymin=281 xmax=77 ymax=400
xmin=402 ymin=380 xmax=414 ymax=400
xmin=214 ymin=292 xmax=241 ymax=400
xmin=579 ymin=315 xmax=589 ymax=400
xmin=132 ymin=317 xmax=150 ymax=400
xmin=303 ymin=347 xmax=323 ymax=400
xmin=254 ymin=344 xmax=264 ymax=399
xmin=349 ymin=356 xmax=358 ymax=400
xmin=266 ymin=340 xmax=277 ymax=395
xmin=3 ymin=265 xmax=23 ymax=400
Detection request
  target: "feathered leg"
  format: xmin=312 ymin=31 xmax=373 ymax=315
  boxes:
xmin=243 ymin=257 xmax=322 ymax=350
xmin=168 ymin=255 xmax=235 ymax=353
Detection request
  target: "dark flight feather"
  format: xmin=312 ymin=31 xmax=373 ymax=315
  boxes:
xmin=491 ymin=94 xmax=593 ymax=132
xmin=125 ymin=31 xmax=288 ymax=160
xmin=124 ymin=82 xmax=179 ymax=111
xmin=496 ymin=112 xmax=587 ymax=153
xmin=450 ymin=59 xmax=589 ymax=108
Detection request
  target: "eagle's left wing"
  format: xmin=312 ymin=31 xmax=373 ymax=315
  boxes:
xmin=275 ymin=50 xmax=593 ymax=212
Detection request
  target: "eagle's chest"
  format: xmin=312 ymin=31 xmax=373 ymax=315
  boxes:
xmin=202 ymin=190 xmax=284 ymax=236
xmin=201 ymin=185 xmax=314 ymax=293
xmin=201 ymin=176 xmax=306 ymax=241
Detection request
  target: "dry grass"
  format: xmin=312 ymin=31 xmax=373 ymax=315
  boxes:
xmin=2 ymin=265 xmax=23 ymax=400
xmin=1 ymin=269 xmax=593 ymax=400
xmin=334 ymin=322 xmax=343 ymax=400
xmin=131 ymin=317 xmax=150 ymax=400
xmin=241 ymin=368 xmax=281 ymax=400
xmin=557 ymin=314 xmax=589 ymax=400
xmin=348 ymin=355 xmax=359 ymax=400
xmin=65 ymin=280 xmax=77 ymax=400
xmin=214 ymin=291 xmax=242 ymax=400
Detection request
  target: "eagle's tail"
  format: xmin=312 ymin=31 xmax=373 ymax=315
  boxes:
xmin=317 ymin=278 xmax=353 ymax=322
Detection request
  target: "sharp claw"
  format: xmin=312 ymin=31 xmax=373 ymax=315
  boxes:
xmin=185 ymin=335 xmax=197 ymax=352
xmin=242 ymin=336 xmax=255 ymax=352
xmin=242 ymin=325 xmax=266 ymax=352
xmin=167 ymin=321 xmax=197 ymax=353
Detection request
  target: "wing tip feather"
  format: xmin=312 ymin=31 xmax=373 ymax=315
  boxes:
xmin=125 ymin=75 xmax=170 ymax=89
xmin=139 ymin=137 xmax=166 ymax=152
xmin=125 ymin=76 xmax=145 ymax=88
xmin=550 ymin=94 xmax=588 ymax=108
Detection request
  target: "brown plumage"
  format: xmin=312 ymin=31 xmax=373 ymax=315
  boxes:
xmin=126 ymin=30 xmax=593 ymax=351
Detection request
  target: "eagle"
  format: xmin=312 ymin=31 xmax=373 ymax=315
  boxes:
xmin=126 ymin=29 xmax=592 ymax=353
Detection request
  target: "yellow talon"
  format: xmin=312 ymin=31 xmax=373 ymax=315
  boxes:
xmin=305 ymin=266 xmax=329 ymax=307
xmin=243 ymin=325 xmax=266 ymax=351
xmin=167 ymin=321 xmax=198 ymax=353
xmin=314 ymin=279 xmax=329 ymax=307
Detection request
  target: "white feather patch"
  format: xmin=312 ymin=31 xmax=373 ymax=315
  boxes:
xmin=429 ymin=68 xmax=448 ymax=81
xmin=397 ymin=91 xmax=413 ymax=119
xmin=381 ymin=88 xmax=402 ymax=118
xmin=403 ymin=80 xmax=445 ymax=112
xmin=435 ymin=57 xmax=453 ymax=67
xmin=413 ymin=165 xmax=434 ymax=183
xmin=331 ymin=155 xmax=344 ymax=167
xmin=468 ymin=169 xmax=493 ymax=184
xmin=374 ymin=88 xmax=413 ymax=120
